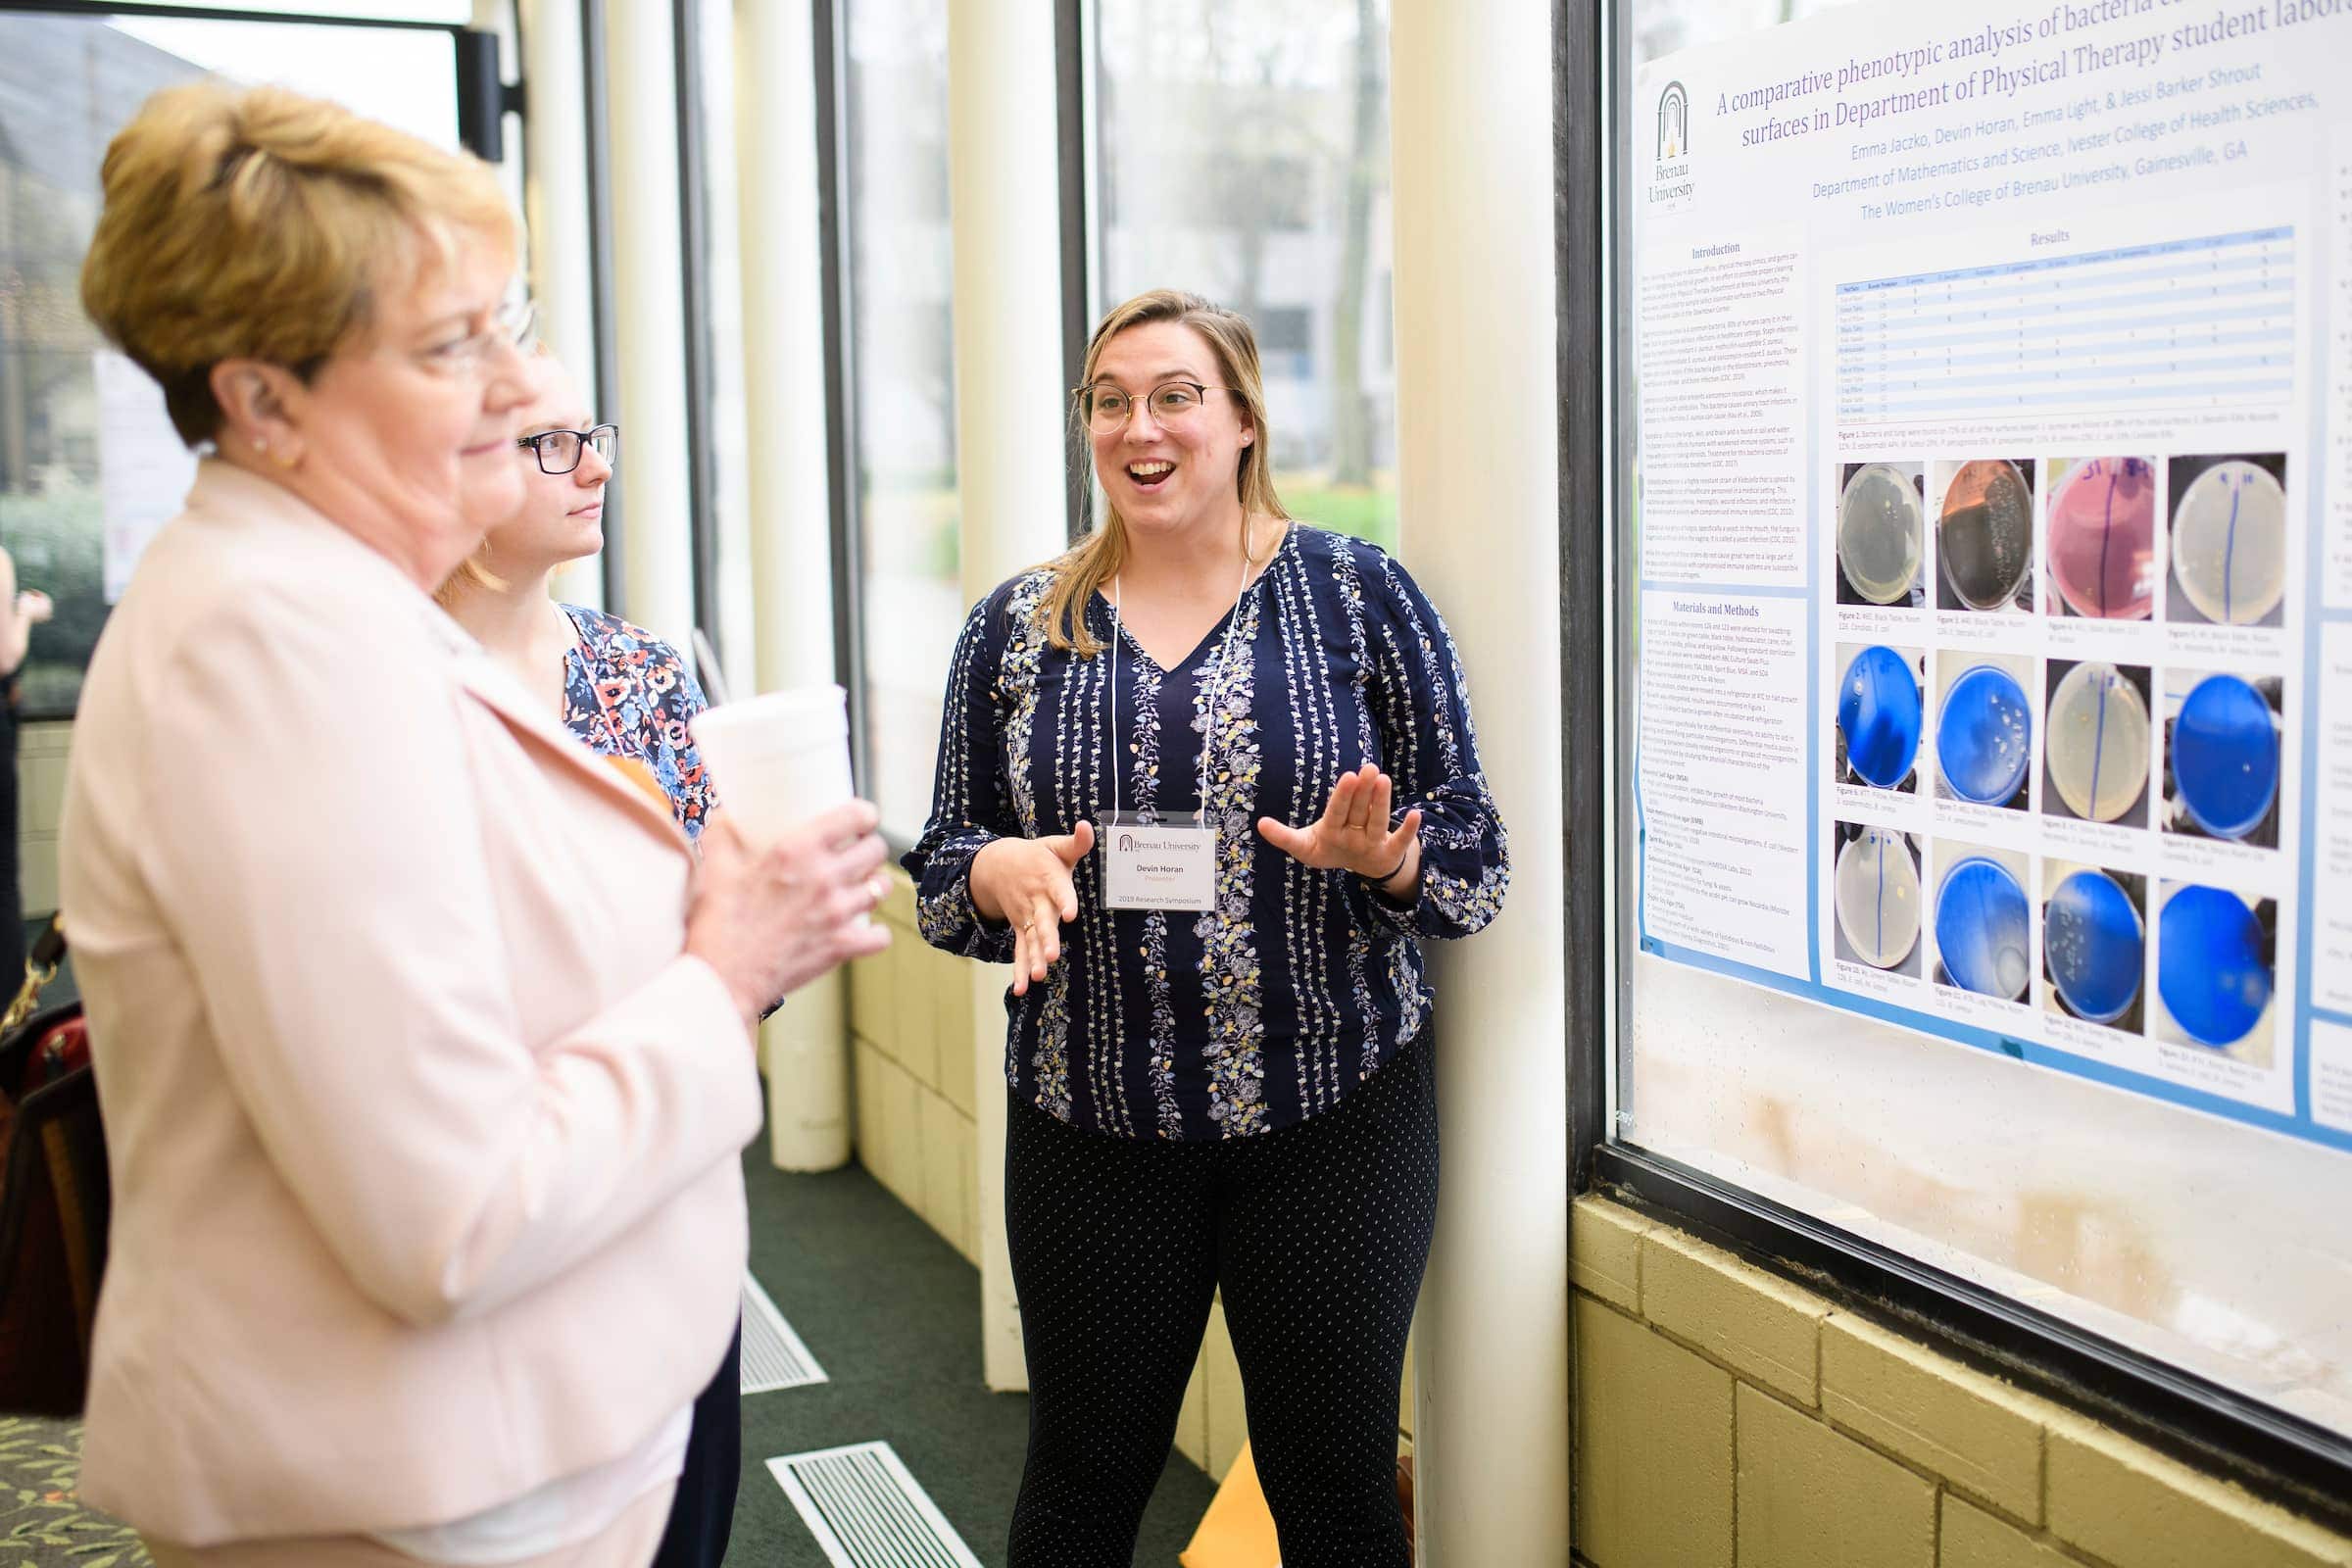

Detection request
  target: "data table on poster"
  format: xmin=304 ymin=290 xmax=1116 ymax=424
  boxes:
xmin=1836 ymin=227 xmax=2295 ymax=423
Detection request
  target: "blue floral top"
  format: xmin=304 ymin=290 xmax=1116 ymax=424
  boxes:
xmin=559 ymin=604 xmax=714 ymax=839
xmin=904 ymin=523 xmax=1508 ymax=1142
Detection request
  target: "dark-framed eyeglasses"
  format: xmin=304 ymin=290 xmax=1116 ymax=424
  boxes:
xmin=1073 ymin=380 xmax=1233 ymax=434
xmin=515 ymin=423 xmax=619 ymax=475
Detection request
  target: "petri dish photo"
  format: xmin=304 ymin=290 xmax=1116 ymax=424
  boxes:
xmin=2157 ymin=884 xmax=2271 ymax=1047
xmin=1937 ymin=459 xmax=2034 ymax=611
xmin=2171 ymin=461 xmax=2286 ymax=626
xmin=2171 ymin=674 xmax=2279 ymax=840
xmin=2044 ymin=869 xmax=2142 ymax=1024
xmin=1838 ymin=465 xmax=1923 ymax=604
xmin=1834 ymin=827 xmax=1921 ymax=969
xmin=2046 ymin=458 xmax=2156 ymax=618
xmin=1935 ymin=856 xmax=2031 ymax=1001
xmin=1936 ymin=663 xmax=2032 ymax=806
xmin=2044 ymin=662 xmax=2149 ymax=822
xmin=1837 ymin=646 xmax=1923 ymax=789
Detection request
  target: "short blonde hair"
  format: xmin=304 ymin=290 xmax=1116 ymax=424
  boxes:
xmin=80 ymin=81 xmax=516 ymax=446
xmin=1040 ymin=289 xmax=1290 ymax=655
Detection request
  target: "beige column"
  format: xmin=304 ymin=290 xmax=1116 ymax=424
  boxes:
xmin=1390 ymin=1 xmax=1571 ymax=1562
xmin=947 ymin=0 xmax=1068 ymax=1392
xmin=602 ymin=0 xmax=696 ymax=651
xmin=736 ymin=0 xmax=851 ymax=1171
xmin=514 ymin=0 xmax=603 ymax=610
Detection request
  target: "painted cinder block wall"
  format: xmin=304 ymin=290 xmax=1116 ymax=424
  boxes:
xmin=848 ymin=866 xmax=1418 ymax=1484
xmin=1570 ymin=1195 xmax=2352 ymax=1568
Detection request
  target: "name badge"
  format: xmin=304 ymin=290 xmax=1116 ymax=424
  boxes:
xmin=1102 ymin=812 xmax=1217 ymax=911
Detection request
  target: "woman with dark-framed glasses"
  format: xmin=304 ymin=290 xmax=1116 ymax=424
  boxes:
xmin=438 ymin=354 xmax=742 ymax=1568
xmin=436 ymin=362 xmax=709 ymax=833
xmin=905 ymin=288 xmax=1508 ymax=1567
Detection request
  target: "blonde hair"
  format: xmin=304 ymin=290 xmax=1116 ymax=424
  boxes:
xmin=1039 ymin=289 xmax=1290 ymax=656
xmin=80 ymin=80 xmax=516 ymax=446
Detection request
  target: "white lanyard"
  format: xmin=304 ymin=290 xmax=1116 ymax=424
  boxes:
xmin=1107 ymin=551 xmax=1253 ymax=825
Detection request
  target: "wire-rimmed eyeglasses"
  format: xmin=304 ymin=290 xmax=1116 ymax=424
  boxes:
xmin=1073 ymin=380 xmax=1234 ymax=434
xmin=415 ymin=291 xmax=538 ymax=379
xmin=515 ymin=423 xmax=619 ymax=475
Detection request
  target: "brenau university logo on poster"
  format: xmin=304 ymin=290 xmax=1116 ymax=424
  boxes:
xmin=1650 ymin=77 xmax=1693 ymax=209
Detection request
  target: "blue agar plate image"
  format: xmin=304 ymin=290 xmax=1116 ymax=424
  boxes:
xmin=2157 ymin=885 xmax=2271 ymax=1048
xmin=1837 ymin=646 xmax=1922 ymax=789
xmin=2172 ymin=674 xmax=2278 ymax=840
xmin=1936 ymin=663 xmax=2032 ymax=806
xmin=1935 ymin=857 xmax=2032 ymax=1001
xmin=2044 ymin=869 xmax=2142 ymax=1023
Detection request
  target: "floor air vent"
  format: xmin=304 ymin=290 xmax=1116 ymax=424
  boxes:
xmin=766 ymin=1442 xmax=984 ymax=1568
xmin=741 ymin=1271 xmax=828 ymax=1395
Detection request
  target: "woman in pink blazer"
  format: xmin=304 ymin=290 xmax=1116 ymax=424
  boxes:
xmin=63 ymin=83 xmax=890 ymax=1566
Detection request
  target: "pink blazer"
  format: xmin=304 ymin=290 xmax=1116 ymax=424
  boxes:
xmin=59 ymin=462 xmax=760 ymax=1546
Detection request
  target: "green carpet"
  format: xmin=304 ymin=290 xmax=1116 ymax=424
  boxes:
xmin=0 ymin=1415 xmax=145 ymax=1566
xmin=731 ymin=1148 xmax=1218 ymax=1566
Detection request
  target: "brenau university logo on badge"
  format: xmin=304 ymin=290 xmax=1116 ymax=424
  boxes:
xmin=1649 ymin=77 xmax=1694 ymax=210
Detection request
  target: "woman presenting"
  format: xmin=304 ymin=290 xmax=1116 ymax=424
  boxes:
xmin=905 ymin=288 xmax=1507 ymax=1568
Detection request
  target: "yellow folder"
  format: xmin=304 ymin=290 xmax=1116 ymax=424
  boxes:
xmin=1178 ymin=1442 xmax=1282 ymax=1568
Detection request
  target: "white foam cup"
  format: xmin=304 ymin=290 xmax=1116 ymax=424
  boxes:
xmin=688 ymin=683 xmax=854 ymax=847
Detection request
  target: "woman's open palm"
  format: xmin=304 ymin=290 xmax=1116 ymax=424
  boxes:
xmin=1256 ymin=762 xmax=1420 ymax=879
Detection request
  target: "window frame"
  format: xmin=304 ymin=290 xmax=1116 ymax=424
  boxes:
xmin=1054 ymin=0 xmax=1092 ymax=547
xmin=572 ymin=0 xmax=624 ymax=615
xmin=672 ymin=0 xmax=718 ymax=666
xmin=811 ymin=0 xmax=872 ymax=829
xmin=0 ymin=1 xmax=463 ymax=27
xmin=1559 ymin=0 xmax=2352 ymax=1528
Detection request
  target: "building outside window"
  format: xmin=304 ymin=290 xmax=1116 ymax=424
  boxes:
xmin=0 ymin=7 xmax=462 ymax=716
xmin=1093 ymin=0 xmax=1396 ymax=550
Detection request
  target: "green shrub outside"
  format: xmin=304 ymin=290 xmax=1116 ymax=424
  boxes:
xmin=0 ymin=491 xmax=105 ymax=715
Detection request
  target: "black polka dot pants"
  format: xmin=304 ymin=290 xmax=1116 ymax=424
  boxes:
xmin=1003 ymin=1030 xmax=1439 ymax=1568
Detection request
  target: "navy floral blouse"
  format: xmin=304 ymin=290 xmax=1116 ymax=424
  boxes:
xmin=559 ymin=604 xmax=714 ymax=838
xmin=904 ymin=523 xmax=1508 ymax=1142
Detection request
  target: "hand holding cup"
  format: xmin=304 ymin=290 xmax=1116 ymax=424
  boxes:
xmin=688 ymin=802 xmax=892 ymax=1029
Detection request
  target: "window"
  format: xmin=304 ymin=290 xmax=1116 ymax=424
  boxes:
xmin=1601 ymin=0 xmax=2352 ymax=1499
xmin=843 ymin=0 xmax=958 ymax=843
xmin=687 ymin=0 xmax=755 ymax=689
xmin=0 ymin=8 xmax=463 ymax=715
xmin=1093 ymin=0 xmax=1396 ymax=550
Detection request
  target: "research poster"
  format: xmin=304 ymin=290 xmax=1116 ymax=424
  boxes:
xmin=1631 ymin=0 xmax=2352 ymax=1152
